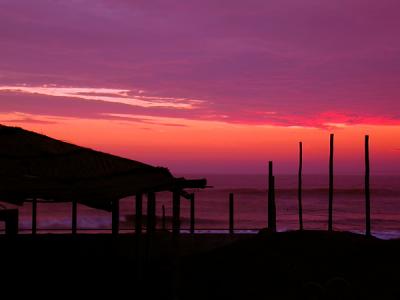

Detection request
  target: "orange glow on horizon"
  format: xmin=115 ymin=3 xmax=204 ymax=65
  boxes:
xmin=1 ymin=112 xmax=399 ymax=175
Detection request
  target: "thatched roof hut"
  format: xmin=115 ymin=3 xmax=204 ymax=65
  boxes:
xmin=0 ymin=125 xmax=206 ymax=211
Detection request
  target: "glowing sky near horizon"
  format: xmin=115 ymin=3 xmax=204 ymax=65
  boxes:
xmin=0 ymin=0 xmax=399 ymax=174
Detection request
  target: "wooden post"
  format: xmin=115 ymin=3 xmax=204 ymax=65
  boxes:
xmin=0 ymin=209 xmax=19 ymax=235
xmin=268 ymin=162 xmax=272 ymax=229
xmin=112 ymin=199 xmax=119 ymax=235
xmin=268 ymin=161 xmax=277 ymax=232
xmin=172 ymin=190 xmax=181 ymax=237
xmin=229 ymin=193 xmax=234 ymax=234
xmin=298 ymin=142 xmax=303 ymax=231
xmin=328 ymin=134 xmax=334 ymax=232
xmin=365 ymin=135 xmax=371 ymax=236
xmin=162 ymin=205 xmax=166 ymax=231
xmin=135 ymin=193 xmax=143 ymax=235
xmin=72 ymin=199 xmax=77 ymax=235
xmin=147 ymin=192 xmax=156 ymax=234
xmin=272 ymin=175 xmax=276 ymax=232
xmin=32 ymin=198 xmax=37 ymax=235
xmin=190 ymin=193 xmax=195 ymax=234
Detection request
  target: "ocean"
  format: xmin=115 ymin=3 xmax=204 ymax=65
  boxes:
xmin=3 ymin=174 xmax=400 ymax=239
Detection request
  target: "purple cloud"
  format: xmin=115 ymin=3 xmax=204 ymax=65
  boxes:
xmin=1 ymin=0 xmax=400 ymax=127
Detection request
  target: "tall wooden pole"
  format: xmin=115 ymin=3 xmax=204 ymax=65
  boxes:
xmin=229 ymin=193 xmax=234 ymax=234
xmin=135 ymin=193 xmax=143 ymax=235
xmin=268 ymin=162 xmax=272 ymax=229
xmin=72 ymin=199 xmax=77 ymax=235
xmin=190 ymin=193 xmax=195 ymax=234
xmin=365 ymin=135 xmax=371 ymax=236
xmin=272 ymin=175 xmax=276 ymax=232
xmin=32 ymin=198 xmax=37 ymax=235
xmin=328 ymin=134 xmax=334 ymax=232
xmin=171 ymin=190 xmax=182 ymax=299
xmin=268 ymin=161 xmax=277 ymax=232
xmin=298 ymin=142 xmax=303 ymax=231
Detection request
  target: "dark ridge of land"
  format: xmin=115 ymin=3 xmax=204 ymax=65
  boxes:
xmin=0 ymin=231 xmax=399 ymax=299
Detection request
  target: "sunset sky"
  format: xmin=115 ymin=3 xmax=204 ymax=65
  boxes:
xmin=1 ymin=0 xmax=399 ymax=174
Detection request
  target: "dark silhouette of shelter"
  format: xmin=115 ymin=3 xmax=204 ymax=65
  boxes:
xmin=0 ymin=125 xmax=206 ymax=234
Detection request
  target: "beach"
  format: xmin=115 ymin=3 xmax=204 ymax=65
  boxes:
xmin=0 ymin=230 xmax=399 ymax=299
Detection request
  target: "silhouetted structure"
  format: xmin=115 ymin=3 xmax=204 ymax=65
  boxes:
xmin=0 ymin=125 xmax=207 ymax=234
xmin=365 ymin=135 xmax=371 ymax=236
xmin=268 ymin=161 xmax=277 ymax=232
xmin=298 ymin=142 xmax=303 ymax=230
xmin=0 ymin=124 xmax=381 ymax=237
xmin=328 ymin=134 xmax=334 ymax=231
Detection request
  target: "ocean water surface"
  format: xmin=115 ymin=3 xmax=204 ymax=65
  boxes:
xmin=1 ymin=174 xmax=399 ymax=239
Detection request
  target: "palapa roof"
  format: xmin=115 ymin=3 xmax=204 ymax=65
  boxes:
xmin=0 ymin=125 xmax=206 ymax=211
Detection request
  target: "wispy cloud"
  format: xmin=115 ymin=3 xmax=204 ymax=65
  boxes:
xmin=0 ymin=85 xmax=202 ymax=109
xmin=99 ymin=113 xmax=188 ymax=127
xmin=1 ymin=88 xmax=400 ymax=128
xmin=0 ymin=112 xmax=57 ymax=124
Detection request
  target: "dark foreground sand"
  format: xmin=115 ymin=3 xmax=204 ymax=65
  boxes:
xmin=0 ymin=231 xmax=399 ymax=299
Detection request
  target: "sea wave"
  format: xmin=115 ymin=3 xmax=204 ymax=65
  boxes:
xmin=210 ymin=187 xmax=400 ymax=197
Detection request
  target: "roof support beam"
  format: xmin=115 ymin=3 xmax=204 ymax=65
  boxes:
xmin=172 ymin=190 xmax=181 ymax=238
xmin=32 ymin=198 xmax=37 ymax=235
xmin=72 ymin=199 xmax=77 ymax=235
xmin=147 ymin=192 xmax=156 ymax=234
xmin=135 ymin=193 xmax=143 ymax=235
xmin=112 ymin=199 xmax=119 ymax=235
